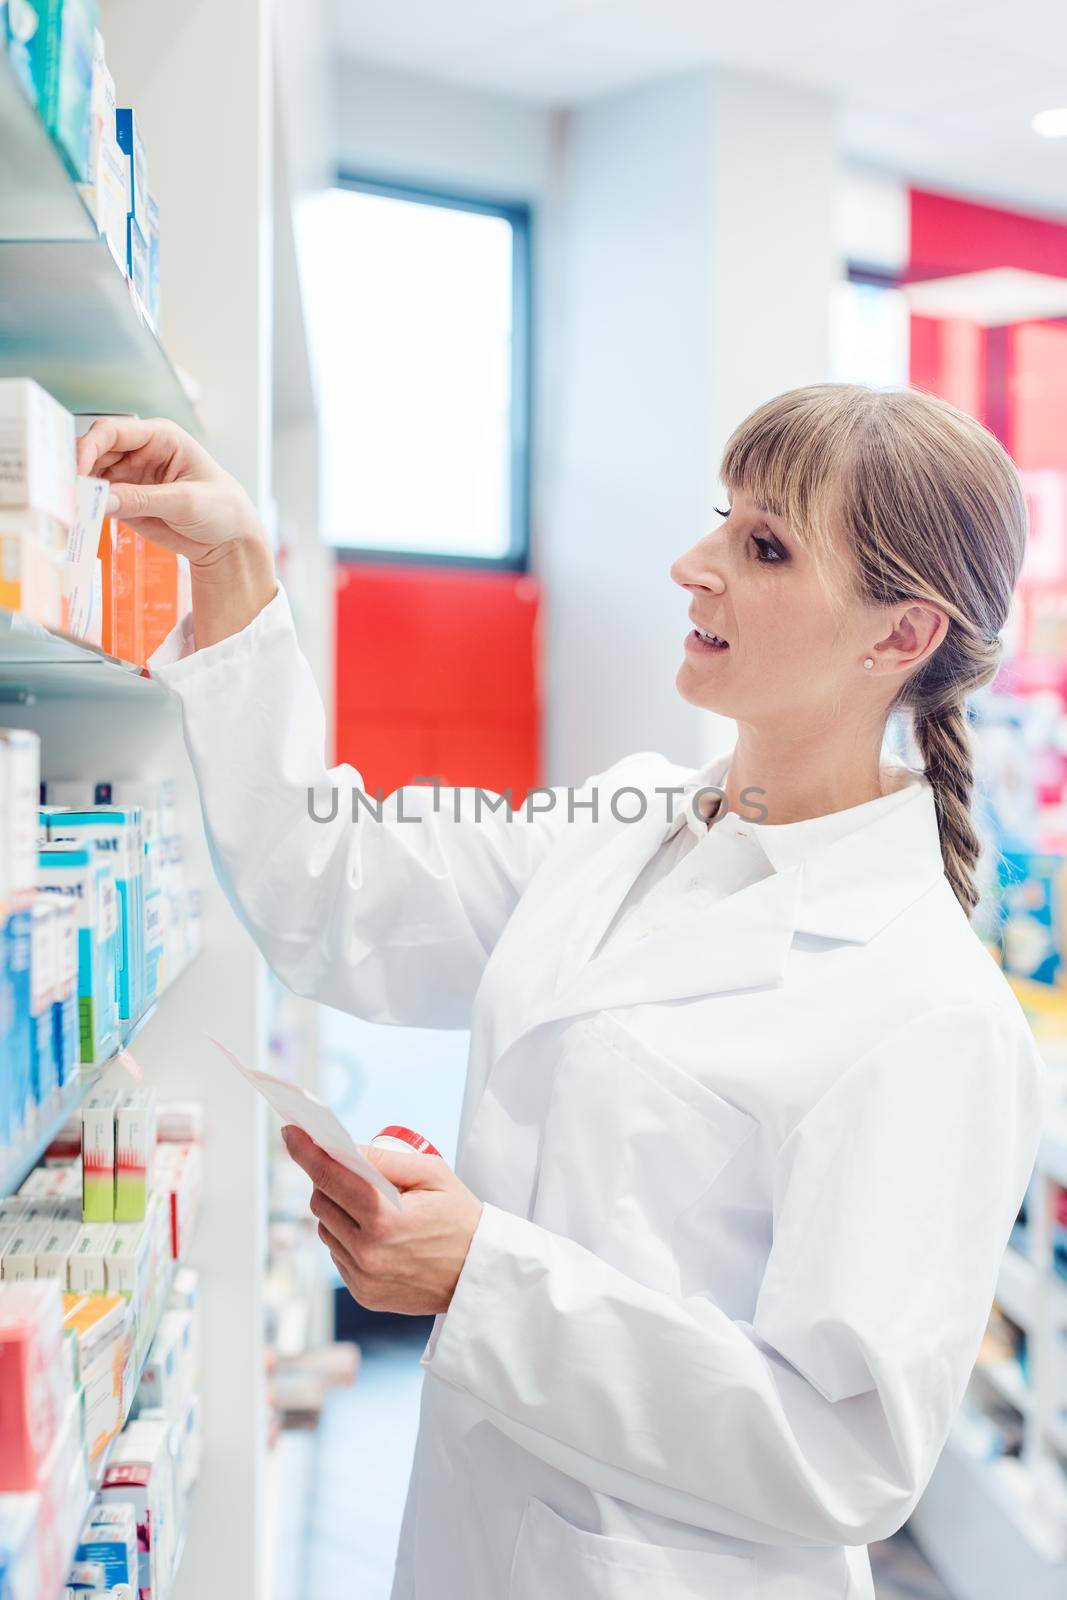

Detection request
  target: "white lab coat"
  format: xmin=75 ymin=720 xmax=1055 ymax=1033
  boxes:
xmin=151 ymin=585 xmax=1045 ymax=1600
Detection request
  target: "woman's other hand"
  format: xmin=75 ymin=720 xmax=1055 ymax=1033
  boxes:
xmin=282 ymin=1126 xmax=485 ymax=1316
xmin=76 ymin=416 xmax=277 ymax=647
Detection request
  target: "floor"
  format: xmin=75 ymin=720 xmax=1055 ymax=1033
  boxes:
xmin=294 ymin=1006 xmax=955 ymax=1599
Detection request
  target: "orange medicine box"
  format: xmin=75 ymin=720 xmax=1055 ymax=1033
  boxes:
xmin=99 ymin=518 xmax=144 ymax=665
xmin=142 ymin=542 xmax=180 ymax=658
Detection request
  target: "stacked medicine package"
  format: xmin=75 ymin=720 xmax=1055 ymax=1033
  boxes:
xmin=0 ymin=375 xmax=192 ymax=657
xmin=0 ymin=1268 xmax=202 ymax=1598
xmin=0 ymin=1102 xmax=203 ymax=1597
xmin=0 ymin=724 xmax=202 ymax=1180
xmin=3 ymin=2 xmax=161 ymax=330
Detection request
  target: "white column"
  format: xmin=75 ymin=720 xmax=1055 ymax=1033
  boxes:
xmin=541 ymin=68 xmax=838 ymax=784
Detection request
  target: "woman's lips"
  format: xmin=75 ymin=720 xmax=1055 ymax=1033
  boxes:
xmin=685 ymin=629 xmax=729 ymax=653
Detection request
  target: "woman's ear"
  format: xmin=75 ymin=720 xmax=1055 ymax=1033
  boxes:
xmin=873 ymin=602 xmax=949 ymax=672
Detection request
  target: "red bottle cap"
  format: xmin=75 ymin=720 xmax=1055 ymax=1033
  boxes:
xmin=370 ymin=1124 xmax=441 ymax=1158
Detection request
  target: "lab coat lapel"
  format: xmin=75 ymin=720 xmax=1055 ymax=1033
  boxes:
xmin=536 ymin=864 xmax=802 ymax=1025
xmin=501 ymin=761 xmax=945 ymax=1044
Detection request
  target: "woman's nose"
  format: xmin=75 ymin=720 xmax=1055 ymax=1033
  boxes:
xmin=670 ymin=545 xmax=727 ymax=595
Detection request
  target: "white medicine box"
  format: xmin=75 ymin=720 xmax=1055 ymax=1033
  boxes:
xmin=0 ymin=380 xmax=76 ymax=531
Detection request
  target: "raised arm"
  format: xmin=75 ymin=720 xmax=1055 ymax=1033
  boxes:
xmin=76 ymin=419 xmax=612 ymax=1028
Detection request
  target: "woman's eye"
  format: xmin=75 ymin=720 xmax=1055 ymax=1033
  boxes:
xmin=752 ymin=535 xmax=785 ymax=564
xmin=713 ymin=504 xmax=731 ymax=519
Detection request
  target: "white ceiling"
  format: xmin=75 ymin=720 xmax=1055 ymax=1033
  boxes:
xmin=327 ymin=0 xmax=1067 ymax=217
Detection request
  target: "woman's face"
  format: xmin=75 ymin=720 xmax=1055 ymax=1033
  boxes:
xmin=670 ymin=487 xmax=873 ymax=728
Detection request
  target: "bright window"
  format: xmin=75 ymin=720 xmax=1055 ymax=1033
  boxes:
xmin=830 ymin=278 xmax=909 ymax=388
xmin=297 ymin=179 xmax=530 ymax=564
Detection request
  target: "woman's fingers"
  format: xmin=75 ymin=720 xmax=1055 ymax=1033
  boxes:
xmin=76 ymin=416 xmax=186 ymax=478
xmin=282 ymin=1127 xmax=381 ymax=1229
xmin=311 ymin=1188 xmax=363 ymax=1257
xmin=106 ymin=479 xmax=254 ymax=553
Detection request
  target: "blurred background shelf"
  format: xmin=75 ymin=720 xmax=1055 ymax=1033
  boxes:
xmin=997 ymin=1247 xmax=1038 ymax=1331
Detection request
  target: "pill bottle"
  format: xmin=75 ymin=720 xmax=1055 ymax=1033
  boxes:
xmin=369 ymin=1124 xmax=441 ymax=1157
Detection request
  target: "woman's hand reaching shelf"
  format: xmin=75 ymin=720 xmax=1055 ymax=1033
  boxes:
xmin=76 ymin=417 xmax=278 ymax=650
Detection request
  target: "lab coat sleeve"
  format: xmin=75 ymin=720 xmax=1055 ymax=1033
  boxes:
xmin=420 ymin=1001 xmax=1045 ymax=1545
xmin=147 ymin=585 xmax=641 ymax=1028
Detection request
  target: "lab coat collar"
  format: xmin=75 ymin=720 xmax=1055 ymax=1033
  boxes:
xmin=674 ymin=747 xmax=946 ymax=943
xmin=517 ymin=746 xmax=947 ymax=1039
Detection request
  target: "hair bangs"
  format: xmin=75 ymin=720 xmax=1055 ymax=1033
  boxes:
xmin=719 ymin=386 xmax=874 ymax=604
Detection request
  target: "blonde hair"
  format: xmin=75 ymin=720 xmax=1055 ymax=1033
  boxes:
xmin=720 ymin=383 xmax=1028 ymax=917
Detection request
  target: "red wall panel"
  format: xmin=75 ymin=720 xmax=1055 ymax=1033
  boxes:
xmin=910 ymin=188 xmax=1067 ymax=281
xmin=334 ymin=562 xmax=542 ymax=803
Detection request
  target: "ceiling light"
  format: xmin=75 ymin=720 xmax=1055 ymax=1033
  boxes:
xmin=1031 ymin=108 xmax=1067 ymax=138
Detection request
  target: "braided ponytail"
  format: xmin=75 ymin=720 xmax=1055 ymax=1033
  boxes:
xmin=913 ymin=703 xmax=982 ymax=914
xmin=905 ymin=628 xmax=1005 ymax=915
xmin=720 ymin=384 xmax=1028 ymax=919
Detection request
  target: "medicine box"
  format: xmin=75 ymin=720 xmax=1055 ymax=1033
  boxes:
xmin=81 ymin=1087 xmax=118 ymax=1222
xmin=0 ymin=1217 xmax=50 ymax=1281
xmin=0 ymin=532 xmax=64 ymax=627
xmin=74 ymin=1500 xmax=138 ymax=1591
xmin=45 ymin=804 xmax=144 ymax=1023
xmin=33 ymin=1216 xmax=81 ymax=1281
xmin=76 ymin=27 xmax=124 ymax=276
xmin=115 ymin=1086 xmax=155 ymax=1222
xmin=0 ymin=379 xmax=76 ymax=530
xmin=114 ymin=105 xmax=148 ymax=230
xmin=126 ymin=212 xmax=149 ymax=309
xmin=99 ymin=518 xmax=144 ymax=666
xmin=63 ymin=1290 xmax=127 ymax=1456
xmin=146 ymin=188 xmax=160 ymax=331
xmin=67 ymin=1222 xmax=115 ymax=1293
xmin=28 ymin=0 xmax=98 ymax=184
xmin=100 ymin=1416 xmax=175 ymax=1600
xmin=51 ymin=895 xmax=78 ymax=1087
xmin=105 ymin=1203 xmax=158 ymax=1351
xmin=143 ymin=835 xmax=163 ymax=1002
xmin=0 ymin=729 xmax=41 ymax=896
xmin=0 ymin=1280 xmax=68 ymax=1491
xmin=62 ymin=1288 xmax=127 ymax=1383
xmin=37 ymin=843 xmax=118 ymax=1063
xmin=4 ymin=901 xmax=32 ymax=1145
xmin=29 ymin=895 xmax=57 ymax=1109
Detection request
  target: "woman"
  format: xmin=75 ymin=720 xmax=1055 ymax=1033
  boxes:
xmin=78 ymin=384 xmax=1045 ymax=1600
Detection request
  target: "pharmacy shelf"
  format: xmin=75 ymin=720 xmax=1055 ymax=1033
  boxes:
xmin=975 ymin=1357 xmax=1033 ymax=1414
xmin=0 ymin=54 xmax=97 ymax=242
xmin=0 ymin=238 xmax=199 ymax=427
xmin=0 ymin=608 xmax=162 ymax=701
xmin=0 ymin=57 xmax=198 ymax=428
xmin=997 ymin=1247 xmax=1038 ymax=1331
xmin=0 ymin=1069 xmax=99 ymax=1202
xmin=0 ymin=962 xmax=196 ymax=1200
xmin=912 ymin=1130 xmax=1067 ymax=1599
xmin=911 ymin=1426 xmax=1067 ymax=1594
xmin=1039 ymin=1126 xmax=1067 ymax=1189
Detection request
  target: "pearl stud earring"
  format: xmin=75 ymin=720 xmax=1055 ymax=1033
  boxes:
xmin=863 ymin=657 xmax=874 ymax=670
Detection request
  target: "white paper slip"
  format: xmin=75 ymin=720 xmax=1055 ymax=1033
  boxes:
xmin=209 ymin=1035 xmax=403 ymax=1210
xmin=66 ymin=476 xmax=109 ymax=640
